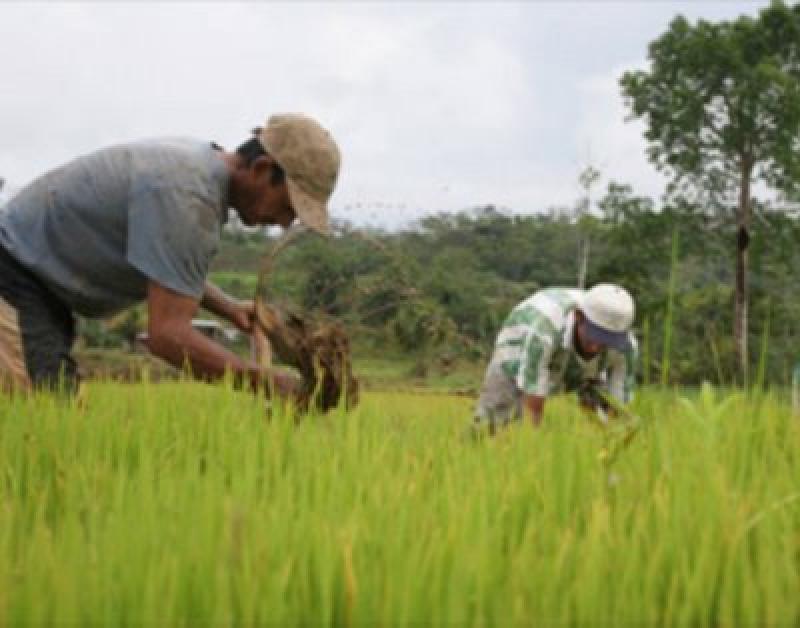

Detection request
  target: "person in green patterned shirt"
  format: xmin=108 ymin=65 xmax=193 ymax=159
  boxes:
xmin=473 ymin=283 xmax=637 ymax=431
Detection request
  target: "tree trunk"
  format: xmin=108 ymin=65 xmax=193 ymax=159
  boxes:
xmin=735 ymin=159 xmax=752 ymax=385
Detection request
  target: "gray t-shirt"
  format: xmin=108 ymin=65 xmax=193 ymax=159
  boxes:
xmin=0 ymin=138 xmax=229 ymax=318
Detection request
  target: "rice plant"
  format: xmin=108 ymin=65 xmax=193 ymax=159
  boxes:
xmin=1 ymin=380 xmax=798 ymax=625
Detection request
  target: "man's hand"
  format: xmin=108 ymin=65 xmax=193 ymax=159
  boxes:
xmin=523 ymin=394 xmax=545 ymax=427
xmin=577 ymin=379 xmax=614 ymax=423
xmin=227 ymin=299 xmax=256 ymax=334
xmin=201 ymin=282 xmax=254 ymax=334
xmin=269 ymin=370 xmax=302 ymax=399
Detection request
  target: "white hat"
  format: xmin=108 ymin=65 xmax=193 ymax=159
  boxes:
xmin=580 ymin=284 xmax=635 ymax=351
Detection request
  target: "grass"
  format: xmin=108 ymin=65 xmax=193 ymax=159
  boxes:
xmin=74 ymin=349 xmax=486 ymax=392
xmin=1 ymin=381 xmax=799 ymax=625
xmin=354 ymin=355 xmax=484 ymax=392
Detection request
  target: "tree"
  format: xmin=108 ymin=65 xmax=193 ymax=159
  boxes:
xmin=620 ymin=1 xmax=800 ymax=382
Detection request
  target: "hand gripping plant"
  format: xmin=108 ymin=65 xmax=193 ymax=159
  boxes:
xmin=579 ymin=379 xmax=645 ymax=468
xmin=252 ymin=228 xmax=359 ymax=414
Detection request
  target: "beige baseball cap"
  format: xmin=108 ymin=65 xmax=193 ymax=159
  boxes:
xmin=258 ymin=113 xmax=340 ymax=235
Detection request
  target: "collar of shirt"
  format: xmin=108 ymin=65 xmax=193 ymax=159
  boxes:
xmin=209 ymin=143 xmax=231 ymax=226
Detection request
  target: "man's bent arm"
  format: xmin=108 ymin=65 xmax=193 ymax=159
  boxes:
xmin=524 ymin=394 xmax=546 ymax=427
xmin=201 ymin=281 xmax=241 ymax=323
xmin=147 ymin=281 xmax=293 ymax=396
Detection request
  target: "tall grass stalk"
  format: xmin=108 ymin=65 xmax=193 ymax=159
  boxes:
xmin=642 ymin=316 xmax=651 ymax=387
xmin=754 ymin=298 xmax=771 ymax=393
xmin=708 ymin=326 xmax=726 ymax=387
xmin=660 ymin=229 xmax=679 ymax=388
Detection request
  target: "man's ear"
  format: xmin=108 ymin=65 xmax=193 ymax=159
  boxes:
xmin=250 ymin=155 xmax=273 ymax=176
xmin=251 ymin=155 xmax=282 ymax=185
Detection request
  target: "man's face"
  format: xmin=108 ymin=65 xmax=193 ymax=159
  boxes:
xmin=236 ymin=159 xmax=296 ymax=228
xmin=574 ymin=311 xmax=604 ymax=358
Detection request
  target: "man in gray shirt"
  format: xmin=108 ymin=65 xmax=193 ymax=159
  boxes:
xmin=0 ymin=113 xmax=340 ymax=399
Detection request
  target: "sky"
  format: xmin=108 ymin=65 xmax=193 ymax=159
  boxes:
xmin=0 ymin=1 xmax=768 ymax=228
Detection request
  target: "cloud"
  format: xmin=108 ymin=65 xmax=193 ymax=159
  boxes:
xmin=572 ymin=62 xmax=671 ymax=206
xmin=0 ymin=1 xmax=768 ymax=226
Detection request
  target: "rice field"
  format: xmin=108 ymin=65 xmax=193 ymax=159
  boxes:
xmin=1 ymin=381 xmax=798 ymax=625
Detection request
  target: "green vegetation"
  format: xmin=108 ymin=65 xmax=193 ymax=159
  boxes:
xmin=209 ymin=271 xmax=259 ymax=298
xmin=202 ymin=190 xmax=800 ymax=388
xmin=1 ymin=382 xmax=798 ymax=624
xmin=621 ymin=0 xmax=800 ymax=379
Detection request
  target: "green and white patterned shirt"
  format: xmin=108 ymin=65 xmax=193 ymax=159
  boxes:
xmin=492 ymin=288 xmax=637 ymax=402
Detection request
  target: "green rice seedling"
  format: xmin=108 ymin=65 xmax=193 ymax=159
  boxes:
xmin=1 ymin=381 xmax=798 ymax=625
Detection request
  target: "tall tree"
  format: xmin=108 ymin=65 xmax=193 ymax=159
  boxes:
xmin=620 ymin=1 xmax=800 ymax=382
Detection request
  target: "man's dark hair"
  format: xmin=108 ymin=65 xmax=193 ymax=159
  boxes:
xmin=235 ymin=128 xmax=285 ymax=185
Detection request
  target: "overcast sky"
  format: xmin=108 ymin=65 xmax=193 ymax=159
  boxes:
xmin=0 ymin=1 xmax=767 ymax=228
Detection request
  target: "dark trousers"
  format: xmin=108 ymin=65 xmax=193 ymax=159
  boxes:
xmin=0 ymin=243 xmax=78 ymax=393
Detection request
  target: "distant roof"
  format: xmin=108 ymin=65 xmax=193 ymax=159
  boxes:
xmin=137 ymin=319 xmax=239 ymax=343
xmin=190 ymin=319 xmax=223 ymax=329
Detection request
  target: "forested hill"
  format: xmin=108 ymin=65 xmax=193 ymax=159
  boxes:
xmin=211 ymin=182 xmax=800 ymax=387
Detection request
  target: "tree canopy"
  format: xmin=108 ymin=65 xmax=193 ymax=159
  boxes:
xmin=620 ymin=0 xmax=800 ymax=381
